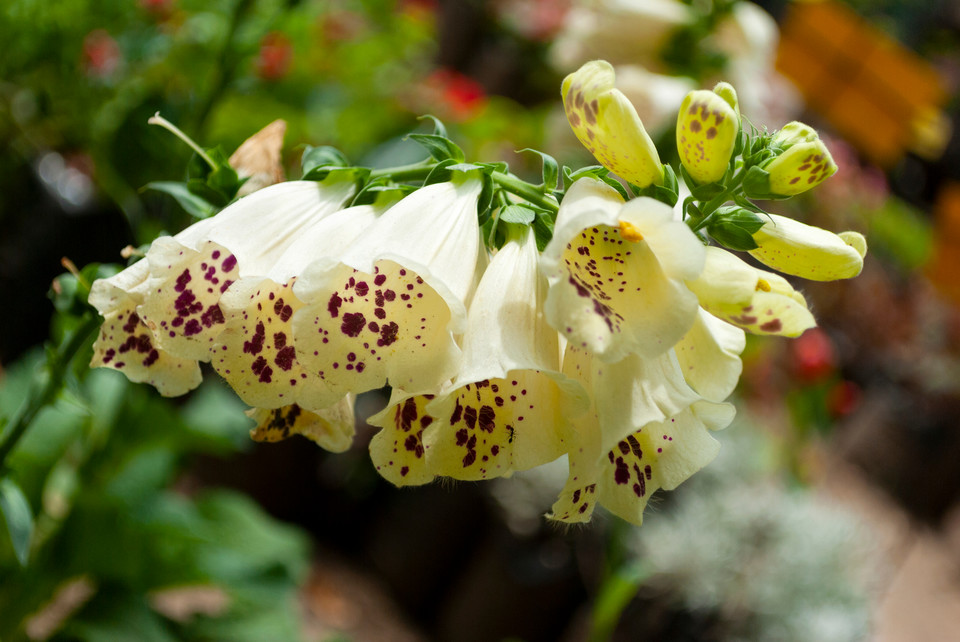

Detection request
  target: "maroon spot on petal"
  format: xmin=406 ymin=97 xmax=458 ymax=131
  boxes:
xmin=201 ymin=304 xmax=224 ymax=328
xmin=142 ymin=349 xmax=160 ymax=367
xmin=450 ymin=399 xmax=463 ymax=424
xmin=184 ymin=319 xmax=202 ymax=336
xmin=618 ymin=441 xmax=630 ymax=455
xmin=478 ymin=405 xmax=496 ymax=433
xmin=705 ymin=127 xmax=717 ymax=139
xmin=222 ymin=255 xmax=237 ymax=272
xmin=614 ymin=457 xmax=629 ymax=485
xmin=373 ymin=308 xmax=386 ymax=320
xmin=122 ymin=312 xmax=140 ymax=334
xmin=327 ymin=293 xmax=342 ymax=318
xmin=374 ymin=274 xmax=387 ymax=286
xmin=572 ymin=489 xmax=581 ymax=503
xmin=689 ymin=120 xmax=702 ymax=133
xmin=383 ymin=290 xmax=396 ymax=302
xmin=463 ymin=406 xmax=477 ymax=429
xmin=341 ymin=312 xmax=366 ymax=337
xmin=378 ymin=321 xmax=399 ymax=346
xmin=455 ymin=428 xmax=468 ymax=446
xmin=244 ymin=322 xmax=266 ymax=354
xmin=396 ymin=398 xmax=418 ymax=432
xmin=400 ymin=466 xmax=409 ymax=476
xmin=760 ymin=318 xmax=782 ymax=332
xmin=175 ymin=269 xmax=192 ymax=293
xmin=275 ymin=346 xmax=296 ymax=371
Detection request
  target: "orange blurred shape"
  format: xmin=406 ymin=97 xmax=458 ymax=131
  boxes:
xmin=776 ymin=0 xmax=949 ymax=168
xmin=927 ymin=182 xmax=960 ymax=304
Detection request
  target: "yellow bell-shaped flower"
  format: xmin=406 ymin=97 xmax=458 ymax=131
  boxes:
xmin=562 ymin=60 xmax=664 ymax=188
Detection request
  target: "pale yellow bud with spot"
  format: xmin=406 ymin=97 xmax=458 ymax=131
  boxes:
xmin=763 ymin=122 xmax=838 ymax=196
xmin=562 ymin=60 xmax=664 ymax=188
xmin=749 ymin=214 xmax=866 ymax=281
xmin=676 ymin=82 xmax=740 ymax=184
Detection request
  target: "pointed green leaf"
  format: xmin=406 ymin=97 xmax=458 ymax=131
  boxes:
xmin=518 ymin=148 xmax=559 ymax=191
xmin=0 ymin=478 xmax=34 ymax=566
xmin=406 ymin=133 xmax=465 ymax=162
xmin=301 ymin=145 xmax=350 ymax=177
xmin=145 ymin=181 xmax=217 ymax=219
xmin=499 ymin=204 xmax=537 ymax=225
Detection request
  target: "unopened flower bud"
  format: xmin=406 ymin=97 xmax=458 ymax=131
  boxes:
xmin=676 ymin=82 xmax=740 ymax=184
xmin=761 ymin=122 xmax=837 ymax=196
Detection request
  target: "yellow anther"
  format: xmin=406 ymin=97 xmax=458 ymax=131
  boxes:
xmin=618 ymin=220 xmax=645 ymax=242
xmin=756 ymin=278 xmax=771 ymax=292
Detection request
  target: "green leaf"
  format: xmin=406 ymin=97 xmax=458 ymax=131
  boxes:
xmin=351 ymin=178 xmax=416 ymax=207
xmin=300 ymin=145 xmax=350 ymax=177
xmin=532 ymin=210 xmax=555 ymax=252
xmin=499 ymin=204 xmax=536 ymax=225
xmin=418 ymin=114 xmax=450 ymax=139
xmin=406 ymin=133 xmax=466 ymax=163
xmin=145 ymin=182 xmax=217 ymax=219
xmin=633 ymin=164 xmax=680 ymax=207
xmin=0 ymin=478 xmax=34 ymax=566
xmin=518 ymin=148 xmax=559 ymax=191
xmin=186 ymin=177 xmax=230 ymax=208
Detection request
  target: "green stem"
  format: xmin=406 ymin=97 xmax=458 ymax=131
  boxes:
xmin=491 ymin=171 xmax=559 ymax=213
xmin=0 ymin=314 xmax=100 ymax=471
xmin=368 ymin=160 xmax=436 ymax=182
xmin=148 ymin=114 xmax=216 ymax=170
xmin=689 ymin=165 xmax=750 ymax=232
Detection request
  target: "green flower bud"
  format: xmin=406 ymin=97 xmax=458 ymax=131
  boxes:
xmin=676 ymin=82 xmax=740 ymax=184
xmin=761 ymin=121 xmax=838 ymax=196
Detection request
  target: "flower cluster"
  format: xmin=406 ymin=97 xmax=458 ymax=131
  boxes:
xmin=89 ymin=60 xmax=866 ymax=525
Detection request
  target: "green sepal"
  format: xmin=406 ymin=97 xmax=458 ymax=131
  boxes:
xmin=706 ymin=206 xmax=767 ymax=251
xmin=423 ymin=160 xmax=487 ymax=185
xmin=532 ymin=209 xmax=556 ymax=252
xmin=186 ymin=146 xmax=245 ymax=207
xmin=0 ymin=477 xmax=34 ymax=566
xmin=419 ymin=114 xmax=450 ymax=139
xmin=632 ymin=163 xmax=679 ymax=206
xmin=562 ymin=166 xmax=629 ymax=201
xmin=518 ymin=148 xmax=560 ymax=191
xmin=351 ymin=177 xmax=416 ymax=207
xmin=144 ymin=181 xmax=217 ymax=219
xmin=741 ymin=165 xmax=789 ymax=200
xmin=301 ymin=145 xmax=350 ymax=177
xmin=499 ymin=204 xmax=537 ymax=225
xmin=406 ymin=133 xmax=466 ymax=163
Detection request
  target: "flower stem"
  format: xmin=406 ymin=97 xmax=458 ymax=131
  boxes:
xmin=148 ymin=113 xmax=217 ymax=170
xmin=491 ymin=171 xmax=559 ymax=213
xmin=0 ymin=314 xmax=100 ymax=472
xmin=368 ymin=160 xmax=435 ymax=182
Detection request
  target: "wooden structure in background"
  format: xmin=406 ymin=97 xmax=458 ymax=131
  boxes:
xmin=776 ymin=0 xmax=949 ymax=168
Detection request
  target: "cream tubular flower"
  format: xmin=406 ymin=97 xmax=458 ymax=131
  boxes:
xmin=541 ymin=177 xmax=705 ymax=361
xmin=292 ymin=175 xmax=484 ymax=403
xmin=562 ymin=60 xmax=664 ymax=188
xmin=549 ymin=346 xmax=734 ymax=525
xmin=211 ymin=204 xmax=383 ymax=412
xmin=748 ymin=214 xmax=867 ymax=281
xmin=89 ymin=178 xmax=356 ymax=395
xmin=687 ymin=246 xmax=815 ymax=337
xmin=420 ymin=225 xmax=589 ymax=482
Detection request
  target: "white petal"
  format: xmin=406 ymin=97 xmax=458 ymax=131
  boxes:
xmin=366 ymin=389 xmax=436 ymax=487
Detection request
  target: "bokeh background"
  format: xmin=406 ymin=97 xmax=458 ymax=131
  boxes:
xmin=2 ymin=0 xmax=960 ymax=640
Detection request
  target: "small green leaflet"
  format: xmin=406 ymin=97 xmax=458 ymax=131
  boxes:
xmin=0 ymin=477 xmax=34 ymax=566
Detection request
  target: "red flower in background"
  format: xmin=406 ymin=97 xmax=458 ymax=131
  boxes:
xmin=257 ymin=32 xmax=293 ymax=82
xmin=82 ymin=30 xmax=122 ymax=79
xmin=140 ymin=0 xmax=175 ymax=19
xmin=422 ymin=68 xmax=487 ymax=122
xmin=790 ymin=328 xmax=836 ymax=383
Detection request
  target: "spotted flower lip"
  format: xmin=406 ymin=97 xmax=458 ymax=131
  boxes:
xmin=246 ymin=398 xmax=356 ymax=454
xmin=749 ymin=214 xmax=867 ymax=282
xmin=676 ymin=83 xmax=740 ymax=184
xmin=562 ymin=60 xmax=664 ymax=188
xmin=89 ymin=178 xmax=357 ymax=396
xmin=549 ymin=345 xmax=735 ymax=525
xmin=291 ymin=175 xmax=484 ymax=405
xmin=687 ymin=246 xmax=816 ymax=337
xmin=541 ymin=177 xmax=705 ymax=362
xmin=212 ymin=204 xmax=383 ymax=412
